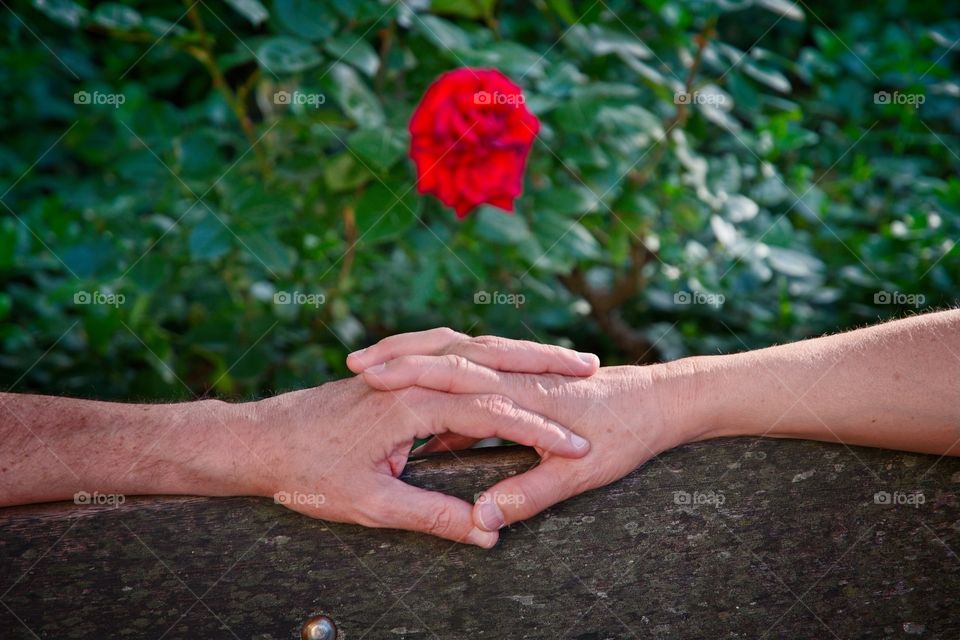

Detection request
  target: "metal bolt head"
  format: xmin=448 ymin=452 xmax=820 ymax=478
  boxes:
xmin=301 ymin=615 xmax=337 ymax=640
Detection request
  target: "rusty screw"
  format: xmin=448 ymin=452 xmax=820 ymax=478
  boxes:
xmin=301 ymin=615 xmax=337 ymax=640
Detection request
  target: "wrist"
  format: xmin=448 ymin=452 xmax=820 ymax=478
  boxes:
xmin=170 ymin=398 xmax=276 ymax=498
xmin=654 ymin=354 xmax=737 ymax=445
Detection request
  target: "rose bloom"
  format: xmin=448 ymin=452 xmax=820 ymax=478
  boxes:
xmin=408 ymin=67 xmax=540 ymax=218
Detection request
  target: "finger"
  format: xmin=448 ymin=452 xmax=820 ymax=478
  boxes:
xmin=347 ymin=327 xmax=466 ymax=372
xmin=447 ymin=335 xmax=599 ymax=376
xmin=349 ymin=330 xmax=600 ymax=377
xmin=412 ymin=434 xmax=481 ymax=456
xmin=370 ymin=478 xmax=499 ymax=548
xmin=362 ymin=354 xmax=503 ymax=394
xmin=432 ymin=393 xmax=590 ymax=459
xmin=473 ymin=458 xmax=579 ymax=531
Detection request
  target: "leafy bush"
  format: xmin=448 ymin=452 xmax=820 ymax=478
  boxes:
xmin=1 ymin=0 xmax=957 ymax=399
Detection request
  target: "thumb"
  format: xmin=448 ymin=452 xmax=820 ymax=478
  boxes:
xmin=373 ymin=478 xmax=500 ymax=548
xmin=472 ymin=458 xmax=577 ymax=531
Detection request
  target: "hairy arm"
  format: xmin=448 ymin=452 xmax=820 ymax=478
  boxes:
xmin=355 ymin=310 xmax=960 ymax=531
xmin=0 ymin=327 xmax=600 ymax=546
xmin=686 ymin=309 xmax=960 ymax=455
xmin=0 ymin=395 xmax=261 ymax=507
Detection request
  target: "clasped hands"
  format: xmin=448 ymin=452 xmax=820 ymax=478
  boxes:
xmin=248 ymin=328 xmax=698 ymax=548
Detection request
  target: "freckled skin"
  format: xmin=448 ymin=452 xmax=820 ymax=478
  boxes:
xmin=0 ymin=332 xmax=599 ymax=547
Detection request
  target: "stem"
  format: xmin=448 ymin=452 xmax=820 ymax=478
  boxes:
xmin=183 ymin=1 xmax=271 ymax=180
xmin=318 ymin=202 xmax=358 ymax=325
xmin=375 ymin=20 xmax=395 ymax=97
xmin=556 ymin=18 xmax=717 ymax=361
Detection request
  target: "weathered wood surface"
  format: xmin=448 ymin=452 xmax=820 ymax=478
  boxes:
xmin=1 ymin=438 xmax=958 ymax=639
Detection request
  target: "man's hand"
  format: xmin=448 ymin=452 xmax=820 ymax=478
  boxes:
xmin=354 ymin=311 xmax=960 ymax=533
xmin=354 ymin=349 xmax=699 ymax=532
xmin=240 ymin=376 xmax=592 ymax=546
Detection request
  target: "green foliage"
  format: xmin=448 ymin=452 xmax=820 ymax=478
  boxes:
xmin=1 ymin=0 xmax=958 ymax=399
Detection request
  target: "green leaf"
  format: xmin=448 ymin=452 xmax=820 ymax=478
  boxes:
xmin=189 ymin=215 xmax=232 ymax=259
xmin=534 ymin=186 xmax=600 ymax=217
xmin=240 ymin=232 xmax=296 ymax=275
xmin=325 ymin=62 xmax=385 ymax=127
xmin=0 ymin=219 xmax=17 ymax=269
xmin=228 ymin=185 xmax=295 ymax=226
xmin=324 ymin=35 xmax=380 ymax=77
xmin=413 ymin=15 xmax=471 ymax=52
xmin=257 ymin=36 xmax=323 ymax=73
xmin=741 ymin=59 xmax=792 ymax=93
xmin=767 ymin=246 xmax=824 ymax=278
xmin=355 ymin=184 xmax=417 ymax=244
xmin=546 ymin=0 xmax=578 ymax=23
xmin=32 ymin=0 xmax=87 ymax=27
xmin=273 ymin=0 xmax=339 ymax=41
xmin=324 ymin=152 xmax=374 ymax=192
xmin=143 ymin=16 xmax=188 ymax=37
xmin=430 ymin=0 xmax=494 ymax=20
xmin=754 ymin=0 xmax=804 ymax=21
xmin=474 ymin=207 xmax=531 ymax=244
xmin=225 ymin=0 xmax=269 ymax=25
xmin=347 ymin=128 xmax=408 ymax=172
xmin=92 ymin=3 xmax=141 ymax=30
xmin=724 ymin=195 xmax=759 ymax=222
xmin=532 ymin=217 xmax=602 ymax=261
xmin=62 ymin=238 xmax=116 ymax=278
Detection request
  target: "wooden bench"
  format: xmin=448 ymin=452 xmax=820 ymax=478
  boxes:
xmin=1 ymin=438 xmax=957 ymax=638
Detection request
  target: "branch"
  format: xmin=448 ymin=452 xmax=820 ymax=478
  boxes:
xmin=184 ymin=1 xmax=271 ymax=180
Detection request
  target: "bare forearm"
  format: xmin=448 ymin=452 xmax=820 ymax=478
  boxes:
xmin=0 ymin=394 xmax=266 ymax=507
xmin=685 ymin=310 xmax=960 ymax=455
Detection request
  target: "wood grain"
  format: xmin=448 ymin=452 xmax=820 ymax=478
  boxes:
xmin=1 ymin=438 xmax=958 ymax=639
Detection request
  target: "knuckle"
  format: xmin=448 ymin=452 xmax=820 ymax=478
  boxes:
xmin=436 ymin=327 xmax=462 ymax=342
xmin=443 ymin=353 xmax=470 ymax=373
xmin=518 ymin=373 xmax=552 ymax=399
xmin=468 ymin=335 xmax=506 ymax=349
xmin=474 ymin=393 xmax=515 ymax=418
xmin=424 ymin=504 xmax=454 ymax=536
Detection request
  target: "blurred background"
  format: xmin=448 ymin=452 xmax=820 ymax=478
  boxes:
xmin=1 ymin=0 xmax=957 ymax=401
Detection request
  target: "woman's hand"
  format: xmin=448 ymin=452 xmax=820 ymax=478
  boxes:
xmin=347 ymin=327 xmax=600 ymax=378
xmin=355 ymin=354 xmax=703 ymax=532
xmin=240 ymin=376 xmax=592 ymax=547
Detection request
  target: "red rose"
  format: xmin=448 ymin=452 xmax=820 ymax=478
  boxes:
xmin=408 ymin=68 xmax=540 ymax=218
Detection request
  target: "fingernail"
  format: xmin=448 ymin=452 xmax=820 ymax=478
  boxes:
xmin=476 ymin=499 xmax=505 ymax=531
xmin=366 ymin=362 xmax=386 ymax=374
xmin=578 ymin=352 xmax=599 ymax=366
xmin=570 ymin=433 xmax=589 ymax=450
xmin=465 ymin=527 xmax=498 ymax=548
xmin=348 ymin=348 xmax=366 ymax=359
